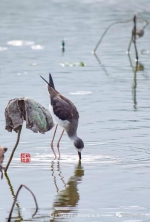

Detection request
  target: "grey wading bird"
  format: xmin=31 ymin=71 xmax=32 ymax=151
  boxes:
xmin=40 ymin=74 xmax=84 ymax=160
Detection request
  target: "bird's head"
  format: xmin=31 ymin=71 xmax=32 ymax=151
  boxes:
xmin=73 ymin=137 xmax=84 ymax=160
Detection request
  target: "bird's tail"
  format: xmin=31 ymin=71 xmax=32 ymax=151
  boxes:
xmin=49 ymin=73 xmax=55 ymax=89
xmin=40 ymin=74 xmax=55 ymax=89
xmin=40 ymin=74 xmax=57 ymax=97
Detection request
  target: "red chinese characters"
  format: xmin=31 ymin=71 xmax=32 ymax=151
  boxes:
xmin=20 ymin=153 xmax=31 ymax=163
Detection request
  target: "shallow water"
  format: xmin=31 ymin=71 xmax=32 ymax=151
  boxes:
xmin=0 ymin=0 xmax=150 ymax=221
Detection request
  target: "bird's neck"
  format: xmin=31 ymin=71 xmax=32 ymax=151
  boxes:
xmin=69 ymin=133 xmax=78 ymax=142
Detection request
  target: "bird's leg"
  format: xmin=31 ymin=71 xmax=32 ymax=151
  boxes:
xmin=50 ymin=124 xmax=58 ymax=159
xmin=57 ymin=129 xmax=64 ymax=159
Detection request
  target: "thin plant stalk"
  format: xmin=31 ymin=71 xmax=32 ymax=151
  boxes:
xmin=93 ymin=52 xmax=109 ymax=76
xmin=4 ymin=172 xmax=23 ymax=221
xmin=5 ymin=125 xmax=22 ymax=172
xmin=128 ymin=15 xmax=148 ymax=59
xmin=127 ymin=38 xmax=132 ymax=53
xmin=138 ymin=18 xmax=148 ymax=29
xmin=133 ymin=15 xmax=138 ymax=61
xmin=128 ymin=53 xmax=134 ymax=72
xmin=128 ymin=53 xmax=138 ymax=109
xmin=133 ymin=62 xmax=139 ymax=109
xmin=8 ymin=184 xmax=38 ymax=222
xmin=133 ymin=40 xmax=138 ymax=61
xmin=93 ymin=19 xmax=132 ymax=53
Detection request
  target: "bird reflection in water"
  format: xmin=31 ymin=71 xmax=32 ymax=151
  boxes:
xmin=128 ymin=53 xmax=144 ymax=109
xmin=50 ymin=161 xmax=84 ymax=221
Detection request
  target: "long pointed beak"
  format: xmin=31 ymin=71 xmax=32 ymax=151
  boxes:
xmin=40 ymin=75 xmax=51 ymax=87
xmin=78 ymin=151 xmax=81 ymax=160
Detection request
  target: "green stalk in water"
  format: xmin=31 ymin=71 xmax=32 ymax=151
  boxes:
xmin=5 ymin=125 xmax=22 ymax=172
xmin=93 ymin=19 xmax=132 ymax=53
xmin=7 ymin=184 xmax=38 ymax=222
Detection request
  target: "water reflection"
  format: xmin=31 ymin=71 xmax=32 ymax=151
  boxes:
xmin=93 ymin=52 xmax=109 ymax=76
xmin=127 ymin=14 xmax=149 ymax=61
xmin=50 ymin=161 xmax=84 ymax=221
xmin=4 ymin=172 xmax=23 ymax=221
xmin=128 ymin=53 xmax=144 ymax=109
xmin=3 ymin=161 xmax=84 ymax=221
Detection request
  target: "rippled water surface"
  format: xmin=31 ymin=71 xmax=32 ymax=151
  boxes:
xmin=1 ymin=0 xmax=150 ymax=221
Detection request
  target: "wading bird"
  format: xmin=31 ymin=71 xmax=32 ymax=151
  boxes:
xmin=40 ymin=74 xmax=84 ymax=160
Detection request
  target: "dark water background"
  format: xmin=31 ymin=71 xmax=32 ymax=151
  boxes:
xmin=0 ymin=0 xmax=150 ymax=221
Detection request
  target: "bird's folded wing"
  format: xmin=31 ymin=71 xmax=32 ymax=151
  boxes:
xmin=52 ymin=95 xmax=79 ymax=121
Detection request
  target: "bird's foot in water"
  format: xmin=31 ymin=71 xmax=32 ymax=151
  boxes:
xmin=56 ymin=143 xmax=61 ymax=160
xmin=50 ymin=143 xmax=57 ymax=160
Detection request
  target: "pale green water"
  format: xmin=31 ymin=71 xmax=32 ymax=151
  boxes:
xmin=0 ymin=0 xmax=150 ymax=221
